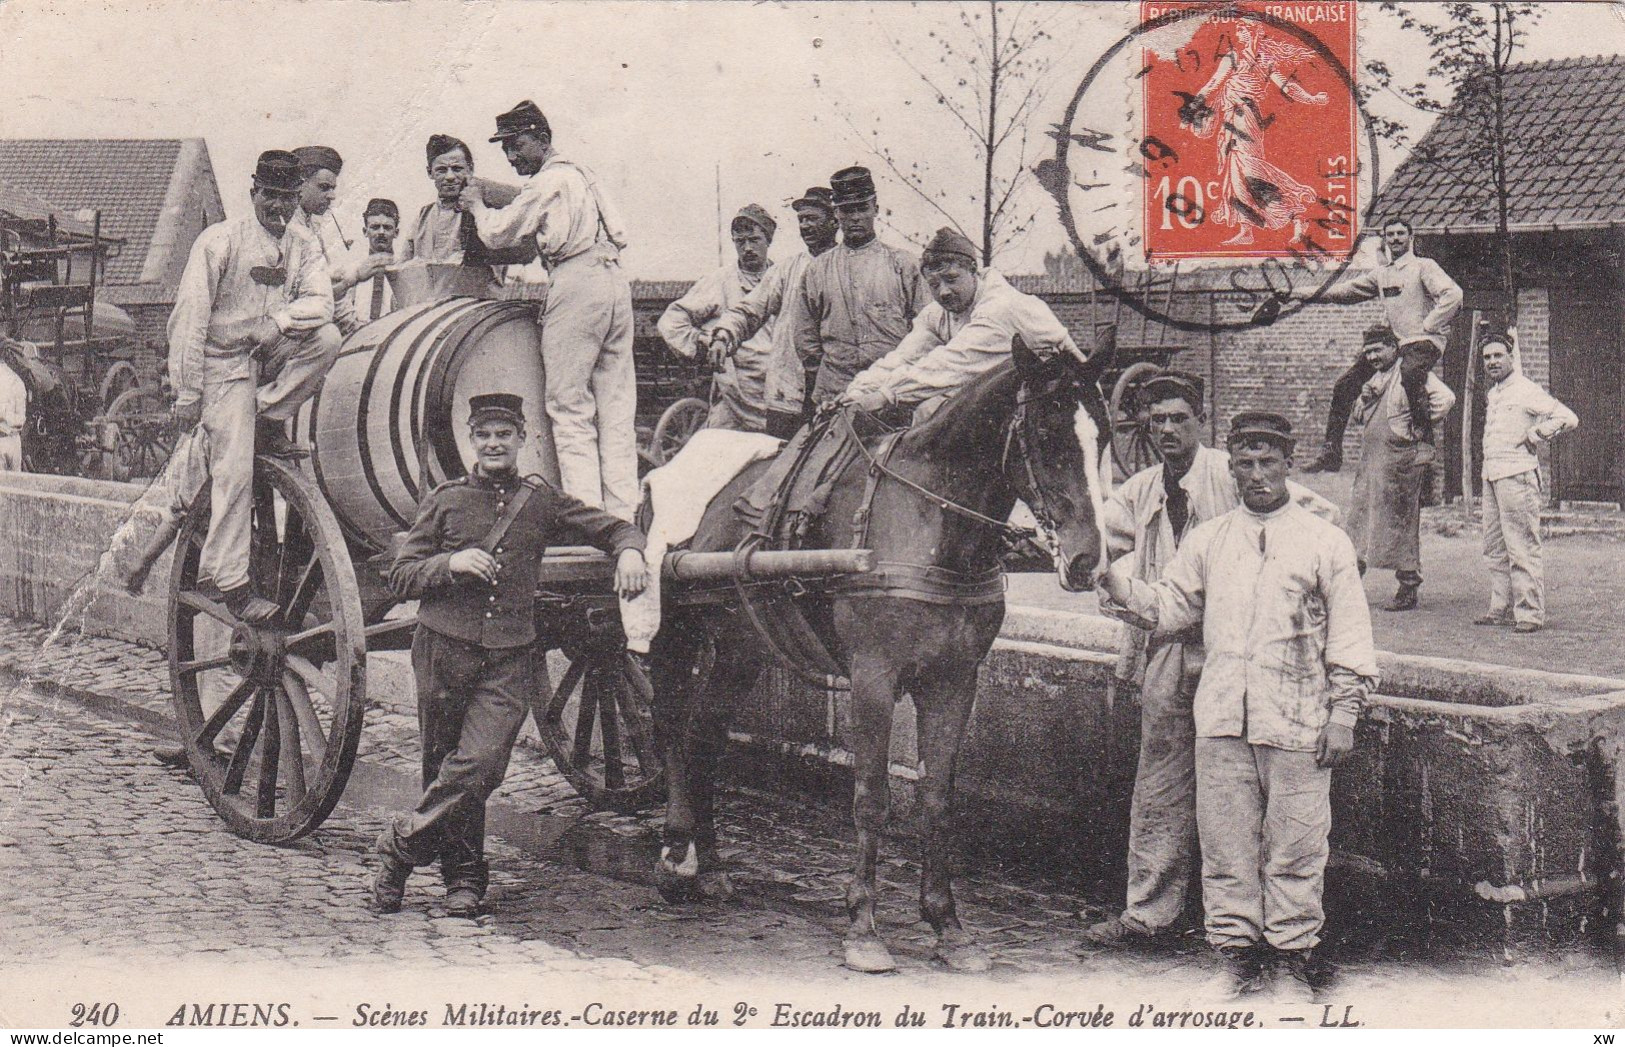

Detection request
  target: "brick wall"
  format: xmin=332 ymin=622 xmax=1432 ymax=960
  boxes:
xmin=1514 ymin=287 xmax=1550 ymax=388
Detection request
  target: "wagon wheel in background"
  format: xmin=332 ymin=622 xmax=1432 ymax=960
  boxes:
xmin=105 ymin=386 xmax=176 ymax=480
xmin=98 ymin=361 xmax=140 ymax=411
xmin=1108 ymin=362 xmax=1164 ymax=483
xmin=649 ymin=397 xmax=709 ymax=466
xmin=536 ymin=613 xmax=664 ymax=813
xmin=168 ymin=455 xmax=367 ymax=843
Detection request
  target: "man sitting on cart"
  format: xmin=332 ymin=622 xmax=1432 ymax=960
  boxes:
xmin=167 ymin=149 xmax=342 ymax=624
xmin=374 ymin=393 xmax=648 ymax=917
xmin=840 ymin=227 xmax=1080 ymax=422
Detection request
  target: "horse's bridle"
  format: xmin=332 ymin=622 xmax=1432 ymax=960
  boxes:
xmin=1002 ymin=376 xmax=1093 ymax=559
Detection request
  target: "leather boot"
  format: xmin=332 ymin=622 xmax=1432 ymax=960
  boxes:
xmin=1385 ymin=574 xmax=1421 ymax=612
xmin=372 ymin=829 xmax=412 ymax=914
xmin=256 ymin=417 xmax=308 ymax=459
xmin=1270 ymin=948 xmax=1316 ymax=1004
xmin=1202 ymin=945 xmax=1265 ymax=1000
xmin=221 ymin=583 xmax=280 ymax=625
xmin=1301 ymin=443 xmax=1343 ymax=474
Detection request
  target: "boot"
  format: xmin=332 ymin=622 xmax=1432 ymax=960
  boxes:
xmin=444 ymin=886 xmax=484 ymax=918
xmin=1384 ymin=573 xmax=1421 ymax=612
xmin=1202 ymin=945 xmax=1265 ymax=1000
xmin=1269 ymin=948 xmax=1316 ymax=1004
xmin=221 ymin=583 xmax=280 ymax=625
xmin=256 ymin=417 xmax=307 ymax=459
xmin=1301 ymin=443 xmax=1342 ymax=474
xmin=372 ymin=829 xmax=412 ymax=914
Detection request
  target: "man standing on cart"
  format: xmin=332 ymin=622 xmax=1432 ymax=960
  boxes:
xmin=461 ymin=101 xmax=639 ymax=521
xmin=374 ymin=393 xmax=648 ymax=917
xmin=166 ymin=150 xmax=341 ymax=624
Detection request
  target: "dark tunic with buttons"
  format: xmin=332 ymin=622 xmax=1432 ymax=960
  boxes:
xmin=380 ymin=466 xmax=645 ymax=882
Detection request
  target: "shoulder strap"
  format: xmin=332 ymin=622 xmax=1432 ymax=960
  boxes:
xmin=479 ymin=481 xmax=537 ymax=553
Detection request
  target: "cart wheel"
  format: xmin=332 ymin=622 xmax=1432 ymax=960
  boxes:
xmin=168 ymin=456 xmax=367 ymax=843
xmin=106 ymin=386 xmax=176 ymax=480
xmin=99 ymin=361 xmax=140 ymax=411
xmin=649 ymin=397 xmax=709 ymax=466
xmin=537 ymin=629 xmax=664 ymax=813
xmin=1108 ymin=362 xmax=1164 ymax=482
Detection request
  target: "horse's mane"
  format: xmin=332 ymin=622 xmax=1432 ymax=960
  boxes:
xmin=899 ymin=358 xmax=1020 ymax=448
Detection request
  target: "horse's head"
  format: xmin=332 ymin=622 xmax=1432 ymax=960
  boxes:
xmin=1005 ymin=331 xmax=1113 ymax=592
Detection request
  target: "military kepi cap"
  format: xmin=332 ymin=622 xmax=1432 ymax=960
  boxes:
xmin=921 ymin=227 xmax=978 ymax=268
xmin=1226 ymin=410 xmax=1296 ymax=452
xmin=253 ymin=150 xmax=303 ymax=193
xmin=490 ymin=100 xmax=551 ymax=142
xmin=830 ymin=166 xmax=876 ymax=206
xmin=469 ymin=393 xmax=526 ymax=425
xmin=292 ymin=145 xmax=343 ymax=176
xmin=1140 ymin=369 xmax=1205 ymax=411
xmin=792 ymin=186 xmax=834 ymax=214
xmin=731 ymin=203 xmax=777 ymax=241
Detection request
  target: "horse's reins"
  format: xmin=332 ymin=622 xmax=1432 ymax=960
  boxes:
xmin=839 ymin=407 xmax=1034 ymax=546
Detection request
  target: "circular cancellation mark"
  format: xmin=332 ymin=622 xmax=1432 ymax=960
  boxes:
xmin=1039 ymin=3 xmax=1381 ymax=334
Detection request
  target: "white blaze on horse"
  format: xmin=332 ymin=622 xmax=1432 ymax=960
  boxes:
xmin=647 ymin=333 xmax=1113 ymax=974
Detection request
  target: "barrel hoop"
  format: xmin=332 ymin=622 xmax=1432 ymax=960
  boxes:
xmin=420 ymin=301 xmax=537 ymax=488
xmin=409 ymin=299 xmax=504 ymax=491
xmin=386 ymin=298 xmax=487 ymax=504
xmin=360 ymin=298 xmax=487 ymax=531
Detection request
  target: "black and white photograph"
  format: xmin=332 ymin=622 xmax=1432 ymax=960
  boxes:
xmin=0 ymin=0 xmax=1621 ymax=1036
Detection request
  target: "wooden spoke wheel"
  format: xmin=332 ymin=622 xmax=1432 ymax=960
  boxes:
xmin=1108 ymin=362 xmax=1164 ymax=483
xmin=649 ymin=397 xmax=709 ymax=466
xmin=536 ymin=616 xmax=664 ymax=813
xmin=105 ymin=386 xmax=176 ymax=480
xmin=168 ymin=456 xmax=367 ymax=843
xmin=98 ymin=360 xmax=140 ymax=411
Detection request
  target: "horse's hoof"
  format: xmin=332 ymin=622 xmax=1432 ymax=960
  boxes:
xmin=655 ymin=843 xmax=703 ymax=904
xmin=843 ymin=936 xmax=898 ymax=974
xmin=935 ymin=940 xmax=992 ymax=973
xmin=698 ymin=869 xmax=736 ymax=902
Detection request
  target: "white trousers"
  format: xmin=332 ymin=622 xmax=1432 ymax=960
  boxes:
xmin=0 ymin=433 xmax=21 ymax=470
xmin=541 ymin=252 xmax=638 ymax=522
xmin=199 ymin=324 xmax=341 ymax=591
xmin=1482 ymin=470 xmax=1545 ymax=626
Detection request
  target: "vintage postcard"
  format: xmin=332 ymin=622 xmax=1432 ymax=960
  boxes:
xmin=0 ymin=0 xmax=1621 ymax=1038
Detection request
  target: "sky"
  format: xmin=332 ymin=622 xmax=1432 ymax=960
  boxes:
xmin=2 ymin=0 xmax=1622 ymax=280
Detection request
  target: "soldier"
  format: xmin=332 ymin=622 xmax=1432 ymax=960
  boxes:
xmin=355 ymin=198 xmax=399 ymax=321
xmin=373 ymin=393 xmax=648 ymax=917
xmin=657 ymin=203 xmax=778 ymax=432
xmin=462 ymin=101 xmax=638 ymax=521
xmin=290 ymin=146 xmax=366 ymax=337
xmin=795 ymin=166 xmax=924 ymax=406
xmin=166 ymin=149 xmax=340 ymax=622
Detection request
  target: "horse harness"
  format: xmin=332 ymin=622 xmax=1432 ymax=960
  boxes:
xmin=727 ymin=403 xmax=1036 ymax=688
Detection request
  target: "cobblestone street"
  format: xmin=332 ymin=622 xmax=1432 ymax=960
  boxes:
xmin=0 ymin=616 xmax=1617 ymax=1028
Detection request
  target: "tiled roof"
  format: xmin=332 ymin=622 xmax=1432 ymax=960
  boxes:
xmin=1380 ymin=56 xmax=1625 ymax=233
xmin=0 ymin=139 xmax=187 ymax=285
xmin=0 ymin=180 xmax=96 ymax=239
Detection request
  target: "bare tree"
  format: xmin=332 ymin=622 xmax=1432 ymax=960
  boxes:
xmin=828 ymin=1 xmax=1069 ymax=266
xmin=1363 ymin=1 xmax=1547 ymax=318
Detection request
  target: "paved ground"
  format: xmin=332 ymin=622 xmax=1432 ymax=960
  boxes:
xmin=1011 ymin=473 xmax=1625 ymax=680
xmin=0 ymin=615 xmax=1617 ymax=1029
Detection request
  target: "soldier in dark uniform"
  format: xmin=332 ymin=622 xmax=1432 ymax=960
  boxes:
xmin=372 ymin=393 xmax=647 ymax=916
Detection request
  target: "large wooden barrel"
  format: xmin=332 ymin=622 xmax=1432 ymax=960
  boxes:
xmin=297 ymin=297 xmax=559 ymax=549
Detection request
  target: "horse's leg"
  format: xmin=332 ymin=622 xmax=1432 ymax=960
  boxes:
xmin=914 ymin=664 xmax=991 ymax=972
xmin=653 ymin=622 xmax=704 ymax=901
xmin=844 ymin=652 xmax=900 ymax=973
xmin=686 ymin=646 xmax=762 ymax=902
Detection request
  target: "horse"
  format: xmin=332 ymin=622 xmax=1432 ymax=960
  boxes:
xmin=648 ymin=333 xmax=1112 ymax=974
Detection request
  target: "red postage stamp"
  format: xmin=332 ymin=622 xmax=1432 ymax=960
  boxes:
xmin=1140 ymin=1 xmax=1359 ymax=261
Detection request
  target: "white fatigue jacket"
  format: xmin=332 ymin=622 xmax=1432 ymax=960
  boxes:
xmin=1321 ymin=250 xmax=1463 ymax=351
xmin=0 ymin=359 xmax=25 ymax=437
xmin=1353 ymin=360 xmax=1456 ymax=443
xmin=712 ymin=250 xmax=817 ymax=414
xmin=845 ymin=270 xmax=1077 ymax=407
xmin=166 ymin=215 xmax=334 ymax=409
xmin=657 ymin=262 xmax=773 ymax=419
xmin=1102 ymin=445 xmax=1342 ymax=685
xmin=1115 ymin=501 xmax=1379 ymax=751
xmin=291 ymin=208 xmax=358 ymax=335
xmin=470 ymin=151 xmax=629 ymax=267
xmin=1482 ymin=368 xmax=1578 ymax=483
